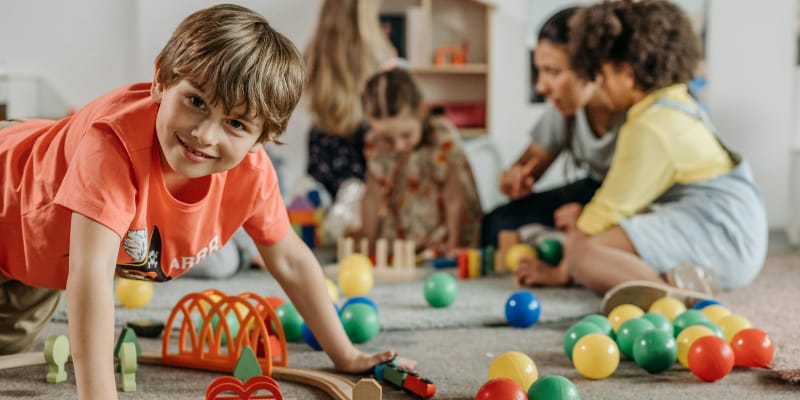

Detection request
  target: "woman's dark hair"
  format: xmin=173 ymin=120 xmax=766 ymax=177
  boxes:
xmin=568 ymin=0 xmax=700 ymax=92
xmin=537 ymin=6 xmax=579 ymax=45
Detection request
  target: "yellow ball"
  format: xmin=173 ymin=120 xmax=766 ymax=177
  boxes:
xmin=115 ymin=278 xmax=154 ymax=309
xmin=487 ymin=351 xmax=538 ymax=391
xmin=718 ymin=314 xmax=752 ymax=343
xmin=325 ymin=278 xmax=340 ymax=302
xmin=648 ymin=297 xmax=686 ymax=322
xmin=572 ymin=333 xmax=620 ymax=380
xmin=608 ymin=304 xmax=644 ymax=333
xmin=676 ymin=325 xmax=715 ymax=368
xmin=700 ymin=304 xmax=732 ymax=324
xmin=505 ymin=244 xmax=536 ymax=272
xmin=338 ymin=254 xmax=374 ymax=297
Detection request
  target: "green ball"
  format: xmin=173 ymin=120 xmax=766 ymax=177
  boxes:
xmin=340 ymin=303 xmax=380 ymax=343
xmin=580 ymin=314 xmax=614 ymax=338
xmin=528 ymin=374 xmax=580 ymax=400
xmin=672 ymin=309 xmax=709 ymax=337
xmin=564 ymin=322 xmax=604 ymax=360
xmin=632 ymin=329 xmax=677 ymax=374
xmin=642 ymin=312 xmax=673 ymax=336
xmin=616 ymin=318 xmax=655 ymax=359
xmin=536 ymin=239 xmax=563 ymax=266
xmin=195 ymin=312 xmax=239 ymax=346
xmin=423 ymin=272 xmax=458 ymax=308
xmin=276 ymin=303 xmax=304 ymax=342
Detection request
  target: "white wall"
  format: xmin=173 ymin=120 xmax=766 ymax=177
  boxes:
xmin=706 ymin=0 xmax=796 ymax=228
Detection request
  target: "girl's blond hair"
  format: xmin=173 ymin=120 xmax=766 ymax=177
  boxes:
xmin=304 ymin=0 xmax=396 ymax=137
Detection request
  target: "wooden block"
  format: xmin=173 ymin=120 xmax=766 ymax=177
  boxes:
xmin=353 ymin=378 xmax=382 ymax=400
xmin=119 ymin=342 xmax=137 ymax=392
xmin=359 ymin=237 xmax=369 ymax=256
xmin=233 ymin=347 xmax=263 ymax=383
xmin=44 ymin=335 xmax=69 ymax=384
xmin=375 ymin=239 xmax=388 ymax=268
xmin=392 ymin=240 xmax=404 ymax=268
xmin=403 ymin=240 xmax=415 ymax=270
xmin=495 ymin=230 xmax=520 ymax=273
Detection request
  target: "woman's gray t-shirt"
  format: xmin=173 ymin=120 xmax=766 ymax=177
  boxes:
xmin=531 ymin=103 xmax=621 ymax=181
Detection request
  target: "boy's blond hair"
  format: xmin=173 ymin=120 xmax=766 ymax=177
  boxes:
xmin=156 ymin=4 xmax=304 ymax=143
xmin=304 ymin=0 xmax=396 ymax=137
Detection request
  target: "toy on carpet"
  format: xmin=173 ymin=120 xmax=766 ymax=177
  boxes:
xmin=607 ymin=304 xmax=644 ymax=333
xmin=504 ymin=291 xmax=541 ymax=328
xmin=119 ymin=342 xmax=138 ymax=392
xmin=301 ymin=323 xmax=323 ymax=351
xmin=115 ymin=277 xmax=154 ymax=309
xmin=330 ymin=237 xmax=422 ymax=282
xmin=730 ymin=328 xmax=774 ymax=368
xmin=43 ymin=335 xmax=69 ymax=384
xmin=126 ymin=319 xmax=165 ymax=338
xmin=671 ymin=309 xmax=709 ymax=337
xmin=615 ymin=318 xmax=656 ymax=360
xmin=475 ymin=378 xmax=527 ymax=400
xmin=571 ymin=333 xmax=620 ymax=380
xmin=373 ymin=356 xmax=436 ymax=399
xmin=206 ymin=347 xmax=286 ymax=400
xmin=631 ymin=329 xmax=677 ymax=374
xmin=423 ymin=272 xmax=458 ymax=308
xmin=563 ymin=321 xmax=605 ymax=360
xmin=337 ymin=253 xmax=375 ymax=296
xmin=527 ymin=375 xmax=579 ymax=400
xmin=676 ymin=325 xmax=716 ymax=368
xmin=340 ymin=303 xmax=380 ymax=343
xmin=341 ymin=296 xmax=378 ymax=314
xmin=487 ymin=351 xmax=538 ymax=392
xmin=275 ymin=303 xmax=304 ymax=342
xmin=454 ymin=246 xmax=495 ymax=279
xmin=699 ymin=304 xmax=731 ymax=324
xmin=717 ymin=314 xmax=753 ymax=342
xmin=647 ymin=297 xmax=686 ymax=322
xmin=687 ymin=335 xmax=734 ymax=382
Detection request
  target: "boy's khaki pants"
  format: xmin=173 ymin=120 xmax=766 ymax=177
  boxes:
xmin=0 ymin=275 xmax=62 ymax=354
xmin=1 ymin=120 xmax=62 ymax=354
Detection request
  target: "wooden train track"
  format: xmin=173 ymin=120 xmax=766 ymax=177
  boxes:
xmin=0 ymin=351 xmax=378 ymax=400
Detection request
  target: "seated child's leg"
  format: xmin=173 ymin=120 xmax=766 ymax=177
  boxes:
xmin=0 ymin=275 xmax=61 ymax=354
xmin=568 ymin=226 xmax=664 ymax=294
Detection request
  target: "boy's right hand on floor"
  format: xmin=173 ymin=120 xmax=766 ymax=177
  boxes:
xmin=334 ymin=349 xmax=417 ymax=373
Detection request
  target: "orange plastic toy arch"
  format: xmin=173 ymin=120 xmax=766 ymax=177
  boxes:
xmin=161 ymin=290 xmax=288 ymax=375
xmin=205 ymin=375 xmax=284 ymax=400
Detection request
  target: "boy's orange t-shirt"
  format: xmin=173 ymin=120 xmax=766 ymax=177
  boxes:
xmin=0 ymin=83 xmax=290 ymax=289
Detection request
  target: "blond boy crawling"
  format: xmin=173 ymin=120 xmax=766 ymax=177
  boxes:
xmin=0 ymin=4 xmax=414 ymax=399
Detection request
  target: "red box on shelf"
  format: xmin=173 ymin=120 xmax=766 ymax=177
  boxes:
xmin=429 ymin=102 xmax=486 ymax=129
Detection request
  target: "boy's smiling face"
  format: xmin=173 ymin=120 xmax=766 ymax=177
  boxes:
xmin=151 ymin=77 xmax=265 ymax=180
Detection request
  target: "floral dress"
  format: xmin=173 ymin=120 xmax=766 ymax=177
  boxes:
xmin=364 ymin=117 xmax=483 ymax=252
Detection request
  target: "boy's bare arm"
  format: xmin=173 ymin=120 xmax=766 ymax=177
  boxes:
xmin=256 ymin=231 xmax=416 ymax=372
xmin=67 ymin=213 xmax=120 ymax=400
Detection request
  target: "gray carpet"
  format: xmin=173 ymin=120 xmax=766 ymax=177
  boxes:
xmin=3 ymin=251 xmax=799 ymax=399
xmin=53 ymin=268 xmax=599 ymax=331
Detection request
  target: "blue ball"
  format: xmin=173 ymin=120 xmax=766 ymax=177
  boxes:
xmin=693 ymin=299 xmax=722 ymax=310
xmin=341 ymin=296 xmax=378 ymax=315
xmin=505 ymin=291 xmax=541 ymax=328
xmin=301 ymin=322 xmax=322 ymax=351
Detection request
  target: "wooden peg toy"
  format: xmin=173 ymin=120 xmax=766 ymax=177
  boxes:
xmin=43 ymin=335 xmax=69 ymax=384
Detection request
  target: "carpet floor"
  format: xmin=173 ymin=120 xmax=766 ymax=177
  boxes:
xmin=1 ymin=251 xmax=798 ymax=399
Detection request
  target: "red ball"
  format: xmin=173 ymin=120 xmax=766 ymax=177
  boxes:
xmin=475 ymin=378 xmax=527 ymax=400
xmin=730 ymin=328 xmax=774 ymax=368
xmin=688 ymin=336 xmax=735 ymax=382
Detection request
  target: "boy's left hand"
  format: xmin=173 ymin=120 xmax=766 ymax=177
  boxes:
xmin=334 ymin=349 xmax=417 ymax=373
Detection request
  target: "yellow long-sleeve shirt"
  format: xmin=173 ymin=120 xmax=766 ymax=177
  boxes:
xmin=577 ymin=84 xmax=734 ymax=235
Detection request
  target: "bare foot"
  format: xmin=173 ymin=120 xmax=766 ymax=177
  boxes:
xmin=514 ymin=255 xmax=570 ymax=287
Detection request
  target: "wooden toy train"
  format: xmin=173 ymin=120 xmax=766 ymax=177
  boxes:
xmin=373 ymin=357 xmax=435 ymax=399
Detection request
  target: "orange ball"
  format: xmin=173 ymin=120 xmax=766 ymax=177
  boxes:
xmin=730 ymin=328 xmax=774 ymax=368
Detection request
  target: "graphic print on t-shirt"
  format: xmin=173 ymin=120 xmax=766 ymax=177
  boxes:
xmin=117 ymin=226 xmax=171 ymax=282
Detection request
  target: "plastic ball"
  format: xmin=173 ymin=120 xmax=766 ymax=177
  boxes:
xmin=301 ymin=322 xmax=322 ymax=351
xmin=424 ymin=272 xmax=459 ymax=308
xmin=564 ymin=321 xmax=605 ymax=360
xmin=579 ymin=314 xmax=614 ymax=337
xmin=505 ymin=291 xmax=541 ymax=328
xmin=487 ymin=352 xmax=538 ymax=391
xmin=676 ymin=325 xmax=715 ymax=368
xmin=672 ymin=309 xmax=710 ymax=337
xmin=608 ymin=304 xmax=644 ymax=333
xmin=341 ymin=296 xmax=378 ymax=314
xmin=616 ymin=318 xmax=656 ymax=359
xmin=688 ymin=335 xmax=734 ymax=382
xmin=572 ymin=333 xmax=620 ymax=380
xmin=694 ymin=321 xmax=724 ymax=339
xmin=337 ymin=253 xmax=374 ymax=296
xmin=648 ymin=297 xmax=686 ymax=322
xmin=340 ymin=303 xmax=380 ymax=343
xmin=700 ymin=305 xmax=732 ymax=324
xmin=693 ymin=299 xmax=722 ymax=310
xmin=264 ymin=296 xmax=285 ymax=312
xmin=632 ymin=329 xmax=677 ymax=374
xmin=642 ymin=312 xmax=673 ymax=336
xmin=505 ymin=244 xmax=536 ymax=272
xmin=325 ymin=278 xmax=340 ymax=302
xmin=115 ymin=278 xmax=154 ymax=309
xmin=730 ymin=328 xmax=774 ymax=368
xmin=535 ymin=239 xmax=563 ymax=266
xmin=276 ymin=303 xmax=304 ymax=342
xmin=527 ymin=375 xmax=580 ymax=400
xmin=717 ymin=314 xmax=752 ymax=343
xmin=475 ymin=378 xmax=527 ymax=400
xmin=195 ymin=311 xmax=239 ymax=346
